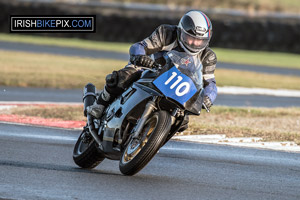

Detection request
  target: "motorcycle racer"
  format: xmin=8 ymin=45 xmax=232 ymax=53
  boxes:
xmin=87 ymin=10 xmax=218 ymax=131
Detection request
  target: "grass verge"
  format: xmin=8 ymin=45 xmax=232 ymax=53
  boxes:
xmin=1 ymin=50 xmax=300 ymax=90
xmin=213 ymin=48 xmax=300 ymax=70
xmin=215 ymin=69 xmax=300 ymax=90
xmin=0 ymin=50 xmax=127 ymax=89
xmin=0 ymin=33 xmax=131 ymax=53
xmin=1 ymin=33 xmax=300 ymax=69
xmin=6 ymin=105 xmax=300 ymax=144
xmin=189 ymin=106 xmax=300 ymax=144
xmin=9 ymin=105 xmax=85 ymax=121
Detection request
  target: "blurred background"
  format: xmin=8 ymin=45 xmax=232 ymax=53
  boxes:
xmin=1 ymin=0 xmax=300 ymax=105
xmin=1 ymin=0 xmax=300 ymax=53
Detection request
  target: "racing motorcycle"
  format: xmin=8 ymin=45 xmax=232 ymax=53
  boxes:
xmin=73 ymin=50 xmax=208 ymax=176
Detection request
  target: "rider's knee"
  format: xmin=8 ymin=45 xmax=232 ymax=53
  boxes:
xmin=106 ymin=67 xmax=141 ymax=92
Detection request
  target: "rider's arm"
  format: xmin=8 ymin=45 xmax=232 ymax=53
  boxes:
xmin=202 ymin=48 xmax=218 ymax=103
xmin=129 ymin=24 xmax=177 ymax=57
xmin=129 ymin=43 xmax=146 ymax=56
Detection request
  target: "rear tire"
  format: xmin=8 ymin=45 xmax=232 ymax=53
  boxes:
xmin=119 ymin=110 xmax=171 ymax=175
xmin=73 ymin=128 xmax=105 ymax=169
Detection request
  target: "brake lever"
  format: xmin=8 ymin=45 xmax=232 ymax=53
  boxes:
xmin=139 ymin=62 xmax=162 ymax=72
xmin=139 ymin=66 xmax=157 ymax=72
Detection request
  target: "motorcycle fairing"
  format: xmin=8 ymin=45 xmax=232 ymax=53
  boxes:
xmin=100 ymin=83 xmax=153 ymax=158
xmin=153 ymin=66 xmax=197 ymax=105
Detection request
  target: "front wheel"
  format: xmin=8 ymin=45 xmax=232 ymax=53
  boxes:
xmin=73 ymin=127 xmax=105 ymax=169
xmin=119 ymin=110 xmax=172 ymax=176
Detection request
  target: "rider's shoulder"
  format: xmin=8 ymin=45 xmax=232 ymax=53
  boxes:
xmin=199 ymin=47 xmax=217 ymax=65
xmin=200 ymin=47 xmax=217 ymax=60
xmin=156 ymin=24 xmax=177 ymax=33
xmin=203 ymin=47 xmax=216 ymax=56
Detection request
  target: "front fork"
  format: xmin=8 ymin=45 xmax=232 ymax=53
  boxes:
xmin=132 ymin=96 xmax=158 ymax=140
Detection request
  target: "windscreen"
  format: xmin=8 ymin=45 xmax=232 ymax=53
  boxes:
xmin=160 ymin=50 xmax=204 ymax=115
xmin=165 ymin=50 xmax=203 ymax=89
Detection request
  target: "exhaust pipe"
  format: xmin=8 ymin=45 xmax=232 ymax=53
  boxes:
xmin=83 ymin=83 xmax=103 ymax=148
xmin=83 ymin=83 xmax=97 ymax=117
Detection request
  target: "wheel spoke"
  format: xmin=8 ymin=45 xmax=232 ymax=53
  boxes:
xmin=122 ymin=115 xmax=158 ymax=163
xmin=119 ymin=111 xmax=172 ymax=175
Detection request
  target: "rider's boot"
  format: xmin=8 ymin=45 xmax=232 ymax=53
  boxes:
xmin=87 ymin=87 xmax=112 ymax=119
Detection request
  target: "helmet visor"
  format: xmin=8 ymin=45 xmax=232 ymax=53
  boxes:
xmin=180 ymin=29 xmax=209 ymax=52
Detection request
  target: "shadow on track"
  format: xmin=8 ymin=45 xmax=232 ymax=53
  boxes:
xmin=0 ymin=159 xmax=121 ymax=176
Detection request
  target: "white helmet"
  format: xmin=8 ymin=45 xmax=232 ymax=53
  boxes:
xmin=178 ymin=10 xmax=213 ymax=55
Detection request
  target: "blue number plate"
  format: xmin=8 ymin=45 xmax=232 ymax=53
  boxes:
xmin=153 ymin=66 xmax=197 ymax=105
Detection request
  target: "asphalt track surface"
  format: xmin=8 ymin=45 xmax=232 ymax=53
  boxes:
xmin=1 ymin=40 xmax=300 ymax=77
xmin=1 ymin=86 xmax=300 ymax=107
xmin=1 ymin=123 xmax=300 ymax=200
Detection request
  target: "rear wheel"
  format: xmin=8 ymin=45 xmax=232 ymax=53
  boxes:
xmin=119 ymin=110 xmax=171 ymax=175
xmin=73 ymin=127 xmax=105 ymax=169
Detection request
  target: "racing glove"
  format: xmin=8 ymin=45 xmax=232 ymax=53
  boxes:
xmin=202 ymin=95 xmax=213 ymax=109
xmin=130 ymin=55 xmax=155 ymax=68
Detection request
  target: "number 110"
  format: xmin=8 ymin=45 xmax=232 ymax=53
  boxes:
xmin=164 ymin=72 xmax=190 ymax=97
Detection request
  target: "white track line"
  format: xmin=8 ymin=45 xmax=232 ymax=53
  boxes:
xmin=218 ymin=86 xmax=300 ymax=97
xmin=0 ymin=131 xmax=77 ymax=141
xmin=174 ymin=135 xmax=300 ymax=152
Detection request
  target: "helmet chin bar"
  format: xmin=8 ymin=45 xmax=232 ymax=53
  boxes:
xmin=178 ymin=40 xmax=206 ymax=56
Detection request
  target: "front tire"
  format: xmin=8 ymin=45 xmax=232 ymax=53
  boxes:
xmin=73 ymin=127 xmax=105 ymax=169
xmin=119 ymin=110 xmax=171 ymax=175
